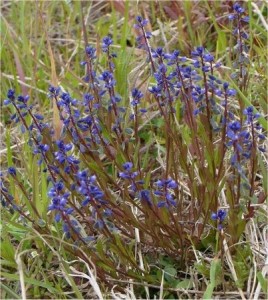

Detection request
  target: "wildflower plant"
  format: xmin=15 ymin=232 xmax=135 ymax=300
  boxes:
xmin=1 ymin=2 xmax=267 ymax=296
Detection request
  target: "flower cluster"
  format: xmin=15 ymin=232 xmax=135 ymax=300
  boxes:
xmin=131 ymin=88 xmax=143 ymax=106
xmin=119 ymin=162 xmax=138 ymax=180
xmin=226 ymin=108 xmax=265 ymax=178
xmin=154 ymin=178 xmax=178 ymax=208
xmin=76 ymin=169 xmax=106 ymax=206
xmin=48 ymin=181 xmax=73 ymax=222
xmin=228 ymin=2 xmax=250 ymax=82
xmin=134 ymin=16 xmax=152 ymax=50
xmin=211 ymin=209 xmax=227 ymax=230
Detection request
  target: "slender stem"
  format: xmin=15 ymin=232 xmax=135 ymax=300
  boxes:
xmin=200 ymin=56 xmax=212 ymax=141
xmin=249 ymin=120 xmax=257 ymax=198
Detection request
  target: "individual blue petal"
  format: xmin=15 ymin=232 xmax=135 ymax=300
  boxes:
xmin=34 ymin=114 xmax=44 ymax=120
xmin=242 ymin=16 xmax=249 ymax=23
xmin=55 ymin=213 xmax=61 ymax=222
xmin=226 ymin=89 xmax=236 ymax=96
xmin=211 ymin=212 xmax=218 ymax=220
xmin=3 ymin=99 xmax=11 ymax=105
xmin=157 ymin=201 xmax=167 ymax=208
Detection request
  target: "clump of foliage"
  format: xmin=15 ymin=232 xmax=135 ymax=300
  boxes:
xmin=1 ymin=2 xmax=267 ymax=298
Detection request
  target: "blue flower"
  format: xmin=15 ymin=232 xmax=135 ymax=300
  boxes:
xmin=166 ymin=179 xmax=178 ymax=189
xmin=85 ymin=45 xmax=96 ymax=59
xmin=48 ymin=85 xmax=61 ymax=97
xmin=226 ymin=89 xmax=236 ymax=96
xmin=192 ymin=46 xmax=204 ymax=57
xmin=3 ymin=99 xmax=11 ymax=105
xmin=139 ymin=189 xmax=151 ymax=205
xmin=148 ymin=85 xmax=162 ymax=97
xmin=8 ymin=167 xmax=16 ymax=176
xmin=102 ymin=36 xmax=113 ymax=52
xmin=228 ymin=121 xmax=241 ymax=132
xmin=4 ymin=89 xmax=16 ymax=105
xmin=76 ymin=170 xmax=105 ymax=205
xmin=155 ymin=178 xmax=177 ymax=189
xmin=223 ymin=82 xmax=229 ymax=90
xmin=34 ymin=114 xmax=44 ymax=120
xmin=131 ymin=88 xmax=143 ymax=106
xmin=119 ymin=162 xmax=138 ymax=180
xmin=203 ymin=53 xmax=214 ymax=62
xmin=242 ymin=16 xmax=250 ymax=23
xmin=135 ymin=16 xmax=149 ymax=28
xmin=7 ymin=89 xmax=16 ymax=99
xmin=154 ymin=178 xmax=178 ymax=208
xmin=217 ymin=209 xmax=227 ymax=222
xmin=56 ymin=140 xmax=73 ymax=152
xmin=33 ymin=144 xmax=50 ymax=155
xmin=83 ymin=93 xmax=94 ymax=105
xmin=233 ymin=3 xmax=244 ymax=14
xmin=152 ymin=47 xmax=165 ymax=59
xmin=122 ymin=162 xmax=133 ymax=171
xmin=77 ymin=116 xmax=92 ymax=131
xmin=17 ymin=95 xmax=29 ymax=103
xmin=211 ymin=209 xmax=227 ymax=225
xmin=134 ymin=16 xmax=151 ymax=49
xmin=99 ymin=71 xmax=116 ymax=88
xmin=243 ymin=106 xmax=260 ymax=124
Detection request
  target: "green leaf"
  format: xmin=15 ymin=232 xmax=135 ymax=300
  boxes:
xmin=0 ymin=239 xmax=16 ymax=263
xmin=0 ymin=282 xmax=20 ymax=299
xmin=1 ymin=272 xmax=59 ymax=293
xmin=0 ymin=259 xmax=17 ymax=269
xmin=41 ymin=163 xmax=49 ymax=220
xmin=164 ymin=266 xmax=177 ymax=282
xmin=174 ymin=279 xmax=193 ymax=289
xmin=32 ymin=155 xmax=40 ymax=217
xmin=257 ymin=272 xmax=268 ymax=294
xmin=203 ymin=258 xmax=221 ymax=299
xmin=125 ymin=127 xmax=134 ymax=135
xmin=258 ymin=152 xmax=268 ymax=193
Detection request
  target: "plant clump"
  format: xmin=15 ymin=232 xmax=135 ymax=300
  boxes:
xmin=1 ymin=2 xmax=267 ymax=298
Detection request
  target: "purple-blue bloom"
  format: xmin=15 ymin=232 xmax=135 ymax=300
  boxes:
xmin=211 ymin=209 xmax=227 ymax=225
xmin=102 ymin=36 xmax=113 ymax=52
xmin=139 ymin=190 xmax=152 ymax=205
xmin=119 ymin=162 xmax=138 ymax=180
xmin=192 ymin=46 xmax=204 ymax=57
xmin=203 ymin=53 xmax=214 ymax=62
xmin=8 ymin=167 xmax=16 ymax=176
xmin=228 ymin=121 xmax=241 ymax=132
xmin=233 ymin=3 xmax=244 ymax=14
xmin=7 ymin=89 xmax=16 ymax=100
xmin=131 ymin=88 xmax=143 ymax=106
xmin=48 ymin=85 xmax=61 ymax=97
xmin=122 ymin=162 xmax=133 ymax=171
xmin=135 ymin=16 xmax=149 ymax=28
xmin=85 ymin=45 xmax=96 ymax=59
xmin=226 ymin=89 xmax=236 ymax=96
